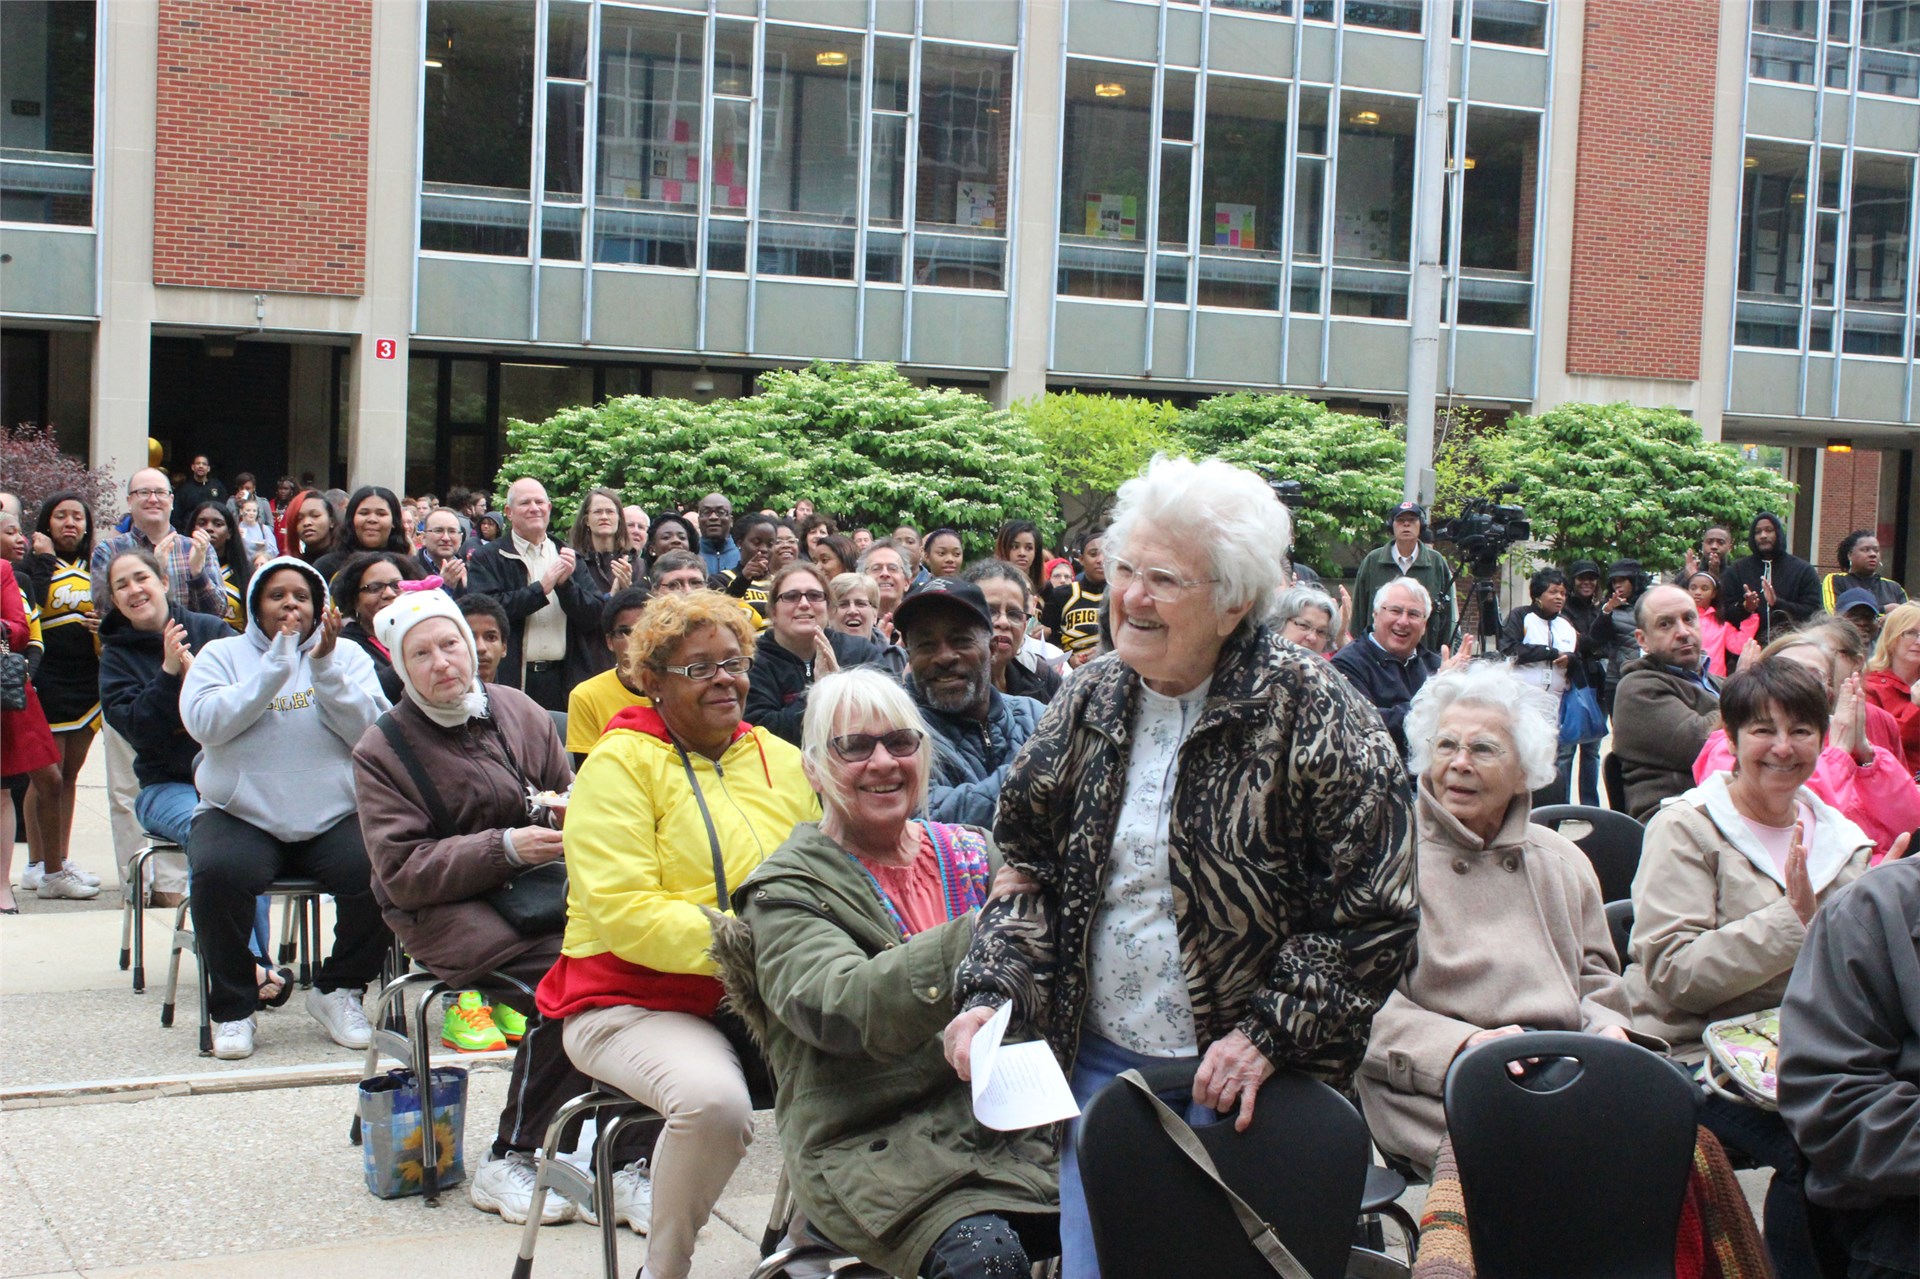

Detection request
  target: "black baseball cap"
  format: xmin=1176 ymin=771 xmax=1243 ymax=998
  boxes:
xmin=893 ymin=577 xmax=992 ymax=636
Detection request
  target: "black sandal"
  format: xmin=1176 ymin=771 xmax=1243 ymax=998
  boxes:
xmin=256 ymin=965 xmax=295 ymax=1008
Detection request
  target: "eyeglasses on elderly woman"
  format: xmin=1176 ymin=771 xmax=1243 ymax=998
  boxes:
xmin=828 ymin=729 xmax=925 ymax=763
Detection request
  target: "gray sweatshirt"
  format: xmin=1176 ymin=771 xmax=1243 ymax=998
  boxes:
xmin=179 ymin=557 xmax=389 ymax=842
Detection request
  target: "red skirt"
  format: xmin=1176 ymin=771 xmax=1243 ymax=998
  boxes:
xmin=1 ymin=680 xmax=59 ymax=778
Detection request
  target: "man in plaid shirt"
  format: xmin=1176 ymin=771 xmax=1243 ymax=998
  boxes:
xmin=89 ymin=468 xmax=227 ymax=619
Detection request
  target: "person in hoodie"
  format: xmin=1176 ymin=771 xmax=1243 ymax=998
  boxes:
xmin=1818 ymin=528 xmax=1908 ymax=616
xmin=1626 ymin=658 xmax=1901 ymax=1279
xmin=535 ymin=588 xmax=816 ymax=1279
xmin=744 ymin=560 xmax=885 ymax=745
xmin=1719 ymin=512 xmax=1823 ymax=646
xmin=1585 ymin=558 xmax=1647 ymax=708
xmin=178 ymin=556 xmax=392 ymax=1061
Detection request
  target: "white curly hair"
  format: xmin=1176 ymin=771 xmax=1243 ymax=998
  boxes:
xmin=1105 ymin=454 xmax=1292 ymax=623
xmin=1404 ymin=661 xmax=1560 ymax=791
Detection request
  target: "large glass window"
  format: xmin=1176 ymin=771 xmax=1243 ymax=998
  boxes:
xmin=422 ymin=0 xmax=536 ymax=255
xmin=1735 ymin=142 xmax=1811 ymax=348
xmin=758 ymin=27 xmax=863 ymax=280
xmin=0 ymin=1 xmax=96 ymax=227
xmin=1331 ymin=92 xmax=1415 ymax=318
xmin=1841 ymin=153 xmax=1914 ymax=354
xmin=914 ymin=45 xmax=1013 ymax=289
xmin=1193 ymin=76 xmax=1289 ymax=310
xmin=594 ymin=8 xmax=703 ymax=267
xmin=1753 ymin=0 xmax=1920 ymax=94
xmin=1058 ymin=60 xmax=1154 ymax=298
xmin=1451 ymin=107 xmax=1539 ymax=328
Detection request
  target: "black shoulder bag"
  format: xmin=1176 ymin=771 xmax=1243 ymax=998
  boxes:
xmin=374 ymin=713 xmax=570 ymax=936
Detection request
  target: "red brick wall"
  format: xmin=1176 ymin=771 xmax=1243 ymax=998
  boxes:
xmin=153 ymin=0 xmax=370 ymax=295
xmin=1565 ymin=1 xmax=1719 ymax=381
xmin=1816 ymin=449 xmax=1885 ymax=573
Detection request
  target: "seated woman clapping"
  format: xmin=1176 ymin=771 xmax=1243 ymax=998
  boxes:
xmin=1357 ymin=662 xmax=1642 ymax=1180
xmin=713 ymin=668 xmax=1057 ymax=1278
xmin=534 ymin=589 xmax=817 ymax=1279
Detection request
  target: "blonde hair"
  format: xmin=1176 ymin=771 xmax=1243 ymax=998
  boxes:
xmin=800 ymin=669 xmax=933 ymax=818
xmin=1867 ymin=602 xmax=1920 ymax=675
xmin=827 ymin=571 xmax=878 ymax=608
xmin=620 ymin=588 xmax=758 ymax=683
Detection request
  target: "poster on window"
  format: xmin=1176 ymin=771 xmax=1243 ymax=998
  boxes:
xmin=956 ymin=182 xmax=998 ymax=229
xmin=1084 ymin=193 xmax=1138 ymax=240
xmin=1214 ymin=203 xmax=1256 ymax=249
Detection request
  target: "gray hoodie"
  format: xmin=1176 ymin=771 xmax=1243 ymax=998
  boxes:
xmin=179 ymin=556 xmax=389 ymax=842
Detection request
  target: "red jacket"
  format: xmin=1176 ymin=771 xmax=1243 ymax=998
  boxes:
xmin=1864 ymin=668 xmax=1920 ymax=776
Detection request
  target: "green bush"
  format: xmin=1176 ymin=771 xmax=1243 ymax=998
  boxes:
xmin=1012 ymin=392 xmax=1191 ymax=533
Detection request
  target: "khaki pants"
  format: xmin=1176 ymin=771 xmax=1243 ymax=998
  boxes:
xmin=105 ymin=726 xmax=186 ymax=894
xmin=562 ymin=1004 xmax=753 ymax=1279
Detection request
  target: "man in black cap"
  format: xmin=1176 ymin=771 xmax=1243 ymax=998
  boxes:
xmin=895 ymin=577 xmax=1045 ymax=826
xmin=1349 ymin=501 xmax=1456 ymax=655
xmin=1835 ymin=587 xmax=1886 ymax=647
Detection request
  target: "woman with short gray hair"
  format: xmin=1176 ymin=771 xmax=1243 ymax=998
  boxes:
xmin=1274 ymin=584 xmax=1340 ymax=656
xmin=1358 ymin=661 xmax=1641 ymax=1178
xmin=946 ymin=454 xmax=1417 ymax=1278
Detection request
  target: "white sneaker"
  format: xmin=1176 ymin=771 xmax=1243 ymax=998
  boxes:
xmin=64 ymin=862 xmax=101 ymax=888
xmin=305 ymin=987 xmax=371 ymax=1049
xmin=468 ymin=1151 xmax=574 ymax=1225
xmin=575 ymin=1159 xmax=651 ymax=1234
xmin=36 ymin=868 xmax=100 ymax=900
xmin=18 ymin=862 xmax=43 ymax=892
xmin=212 ymin=1016 xmax=256 ymax=1060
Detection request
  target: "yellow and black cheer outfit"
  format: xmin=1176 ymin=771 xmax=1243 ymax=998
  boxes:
xmin=721 ymin=569 xmax=772 ymax=632
xmin=1053 ymin=577 xmax=1105 ymax=657
xmin=213 ymin=563 xmax=246 ymax=631
xmin=20 ymin=554 xmax=101 ymax=733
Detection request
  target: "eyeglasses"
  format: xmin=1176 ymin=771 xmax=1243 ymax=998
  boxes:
xmin=359 ymin=579 xmax=404 ymax=597
xmin=1430 ymin=736 xmax=1509 ymax=765
xmin=658 ymin=656 xmax=748 ymax=681
xmin=1109 ymin=558 xmax=1218 ymax=602
xmin=828 ymin=729 xmax=925 ymax=763
xmin=130 ymin=487 xmax=172 ymax=500
xmin=987 ymin=604 xmax=1028 ymax=625
xmin=776 ymin=589 xmax=827 ymax=606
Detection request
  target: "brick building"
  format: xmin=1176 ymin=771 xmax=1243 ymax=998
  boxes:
xmin=1 ymin=0 xmax=1915 ymax=580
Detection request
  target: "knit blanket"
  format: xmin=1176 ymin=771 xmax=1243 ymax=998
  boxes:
xmin=1410 ymin=1126 xmax=1773 ymax=1279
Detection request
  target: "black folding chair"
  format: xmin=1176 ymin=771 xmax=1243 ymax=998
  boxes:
xmin=1604 ymin=899 xmax=1634 ymax=970
xmin=1080 ymin=1059 xmax=1373 ymax=1279
xmin=1602 ymin=752 xmax=1629 ymax=814
xmin=1531 ymin=804 xmax=1646 ymax=904
xmin=1445 ymin=1031 xmax=1696 ymax=1279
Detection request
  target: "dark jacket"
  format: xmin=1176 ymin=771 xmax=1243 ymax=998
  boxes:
xmin=1558 ymin=565 xmax=1609 ymax=697
xmin=1585 ymin=559 xmax=1647 ymax=695
xmin=416 ymin=547 xmax=469 ymax=596
xmin=952 ymin=626 xmax=1418 ymax=1087
xmin=341 ymin=620 xmax=403 ymax=703
xmin=907 ymin=681 xmax=1045 ymax=827
xmin=173 ymin=478 xmax=230 ymax=531
xmin=1329 ymin=636 xmax=1442 ymax=758
xmin=97 ymin=606 xmax=235 ymax=787
xmin=744 ymin=629 xmax=889 ymax=744
xmin=351 ymin=685 xmax=574 ymax=985
xmin=714 ymin=823 xmax=1056 ymax=1277
xmin=1609 ymin=655 xmax=1723 ymax=820
xmin=1350 ymin=542 xmax=1457 ymax=654
xmin=1004 ymin=652 xmax=1064 ymax=705
xmin=464 ymin=533 xmax=611 ymax=693
xmin=1819 ymin=570 xmax=1908 ymax=614
xmin=1719 ymin=513 xmax=1822 ymax=643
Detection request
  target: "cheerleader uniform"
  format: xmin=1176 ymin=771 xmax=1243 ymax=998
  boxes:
xmin=19 ymin=554 xmax=101 ymax=733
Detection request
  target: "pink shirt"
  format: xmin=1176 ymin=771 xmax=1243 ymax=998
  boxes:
xmin=858 ymin=830 xmax=949 ymax=936
xmin=1694 ymin=731 xmax=1920 ymax=864
xmin=1697 ymin=606 xmax=1759 ymax=678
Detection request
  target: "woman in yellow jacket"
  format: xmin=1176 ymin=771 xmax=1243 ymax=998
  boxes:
xmin=536 ymin=590 xmax=816 ymax=1279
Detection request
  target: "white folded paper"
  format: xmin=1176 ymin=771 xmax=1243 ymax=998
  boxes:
xmin=970 ymin=1001 xmax=1081 ymax=1131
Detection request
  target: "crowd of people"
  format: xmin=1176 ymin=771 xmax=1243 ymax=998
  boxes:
xmin=0 ymin=452 xmax=1916 ymax=1279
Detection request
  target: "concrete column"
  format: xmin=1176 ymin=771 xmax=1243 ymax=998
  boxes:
xmin=994 ymin=0 xmax=1065 ymax=409
xmin=89 ymin=0 xmax=161 ymax=485
xmin=345 ymin=0 xmax=422 ymax=491
xmin=1691 ymin=0 xmax=1756 ymax=443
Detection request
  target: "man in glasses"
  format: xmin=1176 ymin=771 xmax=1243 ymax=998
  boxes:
xmin=89 ymin=468 xmax=226 ymax=619
xmin=896 ymin=578 xmax=1044 ymax=826
xmin=1331 ymin=577 xmax=1473 ymax=759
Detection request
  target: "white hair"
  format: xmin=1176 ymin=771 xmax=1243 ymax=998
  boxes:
xmin=1404 ymin=661 xmax=1560 ymax=791
xmin=1373 ymin=576 xmax=1432 ymax=618
xmin=800 ymin=668 xmax=934 ymax=818
xmin=1274 ymin=584 xmax=1337 ymax=629
xmin=1106 ymin=454 xmax=1292 ymax=622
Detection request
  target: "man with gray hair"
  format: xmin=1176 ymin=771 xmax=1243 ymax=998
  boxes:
xmin=1608 ymin=583 xmax=1723 ymax=820
xmin=1331 ymin=577 xmax=1473 ymax=758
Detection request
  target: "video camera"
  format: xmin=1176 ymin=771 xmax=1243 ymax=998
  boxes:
xmin=1435 ymin=489 xmax=1531 ymax=573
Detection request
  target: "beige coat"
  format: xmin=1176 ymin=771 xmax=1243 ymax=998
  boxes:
xmin=1625 ymin=773 xmax=1871 ymax=1063
xmin=1358 ymin=784 xmax=1637 ymax=1177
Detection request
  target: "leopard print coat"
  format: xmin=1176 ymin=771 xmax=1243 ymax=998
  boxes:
xmin=953 ymin=622 xmax=1418 ymax=1089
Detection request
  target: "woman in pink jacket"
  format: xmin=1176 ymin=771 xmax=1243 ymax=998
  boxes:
xmin=1695 ymin=630 xmax=1920 ymax=863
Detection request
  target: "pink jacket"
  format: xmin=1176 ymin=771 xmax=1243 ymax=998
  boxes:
xmin=1697 ymin=606 xmax=1758 ymax=678
xmin=1693 ymin=731 xmax=1920 ymax=864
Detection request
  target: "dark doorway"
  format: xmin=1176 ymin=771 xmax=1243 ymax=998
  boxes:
xmin=148 ymin=337 xmax=291 ymax=485
xmin=1 ymin=329 xmax=50 ymax=431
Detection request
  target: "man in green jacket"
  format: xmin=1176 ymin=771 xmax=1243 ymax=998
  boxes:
xmin=1350 ymin=502 xmax=1457 ymax=655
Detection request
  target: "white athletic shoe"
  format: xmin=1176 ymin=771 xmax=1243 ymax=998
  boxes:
xmin=64 ymin=862 xmax=101 ymax=888
xmin=212 ymin=1016 xmax=256 ymax=1060
xmin=305 ymin=987 xmax=371 ymax=1049
xmin=468 ymin=1151 xmax=574 ymax=1225
xmin=575 ymin=1159 xmax=651 ymax=1234
xmin=18 ymin=862 xmax=43 ymax=892
xmin=36 ymin=868 xmax=100 ymax=900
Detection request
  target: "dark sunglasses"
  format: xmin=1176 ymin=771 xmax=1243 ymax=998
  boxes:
xmin=828 ymin=729 xmax=925 ymax=763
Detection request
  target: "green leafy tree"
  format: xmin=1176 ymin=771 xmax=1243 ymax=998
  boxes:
xmin=1012 ymin=392 xmax=1190 ymax=534
xmin=1479 ymin=402 xmax=1797 ymax=572
xmin=496 ymin=362 xmax=1057 ymax=551
xmin=1182 ymin=393 xmax=1406 ymax=571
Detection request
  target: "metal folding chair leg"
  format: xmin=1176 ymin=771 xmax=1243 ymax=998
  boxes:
xmin=122 ymin=842 xmax=180 ymax=991
xmin=510 ymin=1087 xmax=655 ymax=1279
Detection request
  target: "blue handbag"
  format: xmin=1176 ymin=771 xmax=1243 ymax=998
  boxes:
xmin=1559 ymin=685 xmax=1607 ymax=746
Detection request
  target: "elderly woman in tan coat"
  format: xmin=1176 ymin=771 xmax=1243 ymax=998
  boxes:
xmin=1357 ymin=662 xmax=1639 ymax=1179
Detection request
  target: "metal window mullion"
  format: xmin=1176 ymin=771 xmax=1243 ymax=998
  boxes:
xmin=581 ymin=0 xmax=603 ymax=344
xmin=1047 ymin=3 xmax=1074 ymax=373
xmin=1278 ymin=2 xmax=1306 ymax=387
xmin=1829 ymin=0 xmax=1865 ymax=419
xmin=853 ymin=3 xmax=876 ymax=360
xmin=1141 ymin=1 xmax=1169 ymax=375
xmin=1184 ymin=0 xmax=1212 ymax=381
xmin=1320 ymin=4 xmax=1348 ymax=386
xmin=901 ymin=0 xmax=925 ymax=365
xmin=1797 ymin=0 xmax=1832 ymax=415
xmin=92 ymin=0 xmax=107 ymax=318
xmin=1900 ymin=154 xmax=1919 ymax=422
xmin=1002 ymin=0 xmax=1028 ymax=373
xmin=1444 ymin=0 xmax=1473 ymax=392
xmin=745 ymin=4 xmax=768 ymax=355
xmin=696 ymin=4 xmax=719 ymax=351
xmin=412 ymin=0 xmax=430 ymax=334
xmin=531 ymin=0 xmax=552 ymax=342
xmin=1725 ymin=8 xmax=1755 ymax=412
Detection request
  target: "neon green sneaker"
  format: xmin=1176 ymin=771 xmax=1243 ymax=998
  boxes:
xmin=491 ymin=1003 xmax=527 ymax=1044
xmin=441 ymin=991 xmax=507 ymax=1053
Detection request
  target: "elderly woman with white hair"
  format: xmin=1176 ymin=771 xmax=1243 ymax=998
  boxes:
xmin=712 ymin=668 xmax=1057 ymax=1278
xmin=943 ymin=455 xmax=1417 ymax=1279
xmin=1355 ymin=662 xmax=1643 ymax=1179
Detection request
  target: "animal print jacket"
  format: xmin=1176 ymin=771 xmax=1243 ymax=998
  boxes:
xmin=952 ymin=622 xmax=1418 ymax=1089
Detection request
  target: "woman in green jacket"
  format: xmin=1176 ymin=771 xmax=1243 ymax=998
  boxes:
xmin=712 ymin=668 xmax=1057 ymax=1279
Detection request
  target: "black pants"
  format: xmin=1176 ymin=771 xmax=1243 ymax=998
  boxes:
xmin=521 ymin=662 xmax=567 ymax=713
xmin=477 ymin=940 xmax=596 ymax=1161
xmin=922 ymin=1212 xmax=1057 ymax=1279
xmin=1830 ymin=1199 xmax=1919 ymax=1279
xmin=187 ymin=809 xmax=390 ymax=1022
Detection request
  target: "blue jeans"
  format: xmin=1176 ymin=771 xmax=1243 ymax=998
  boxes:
xmin=134 ymin=784 xmax=271 ymax=963
xmin=1060 ymin=1033 xmax=1214 ymax=1279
